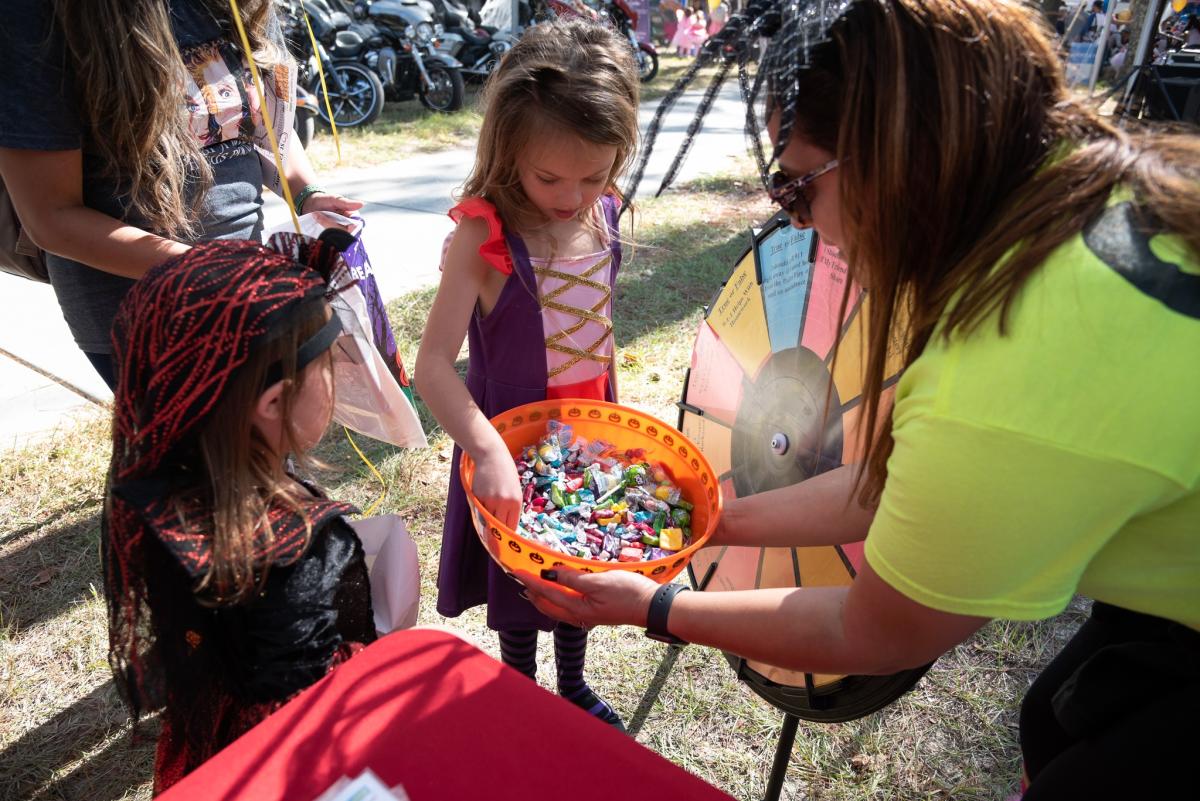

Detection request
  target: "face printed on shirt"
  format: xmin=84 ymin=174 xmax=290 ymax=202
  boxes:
xmin=182 ymin=40 xmax=255 ymax=147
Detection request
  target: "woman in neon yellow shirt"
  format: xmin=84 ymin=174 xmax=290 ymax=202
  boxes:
xmin=520 ymin=1 xmax=1200 ymax=797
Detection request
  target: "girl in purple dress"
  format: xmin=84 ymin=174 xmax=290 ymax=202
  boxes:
xmin=415 ymin=19 xmax=639 ymax=729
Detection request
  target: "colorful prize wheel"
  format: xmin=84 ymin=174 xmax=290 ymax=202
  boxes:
xmin=678 ymin=211 xmax=929 ymax=723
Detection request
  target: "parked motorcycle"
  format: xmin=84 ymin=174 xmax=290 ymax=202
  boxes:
xmin=428 ymin=0 xmax=516 ymax=81
xmin=604 ymin=0 xmax=657 ymax=83
xmin=352 ymin=0 xmax=467 ymax=111
xmin=294 ymin=84 xmax=319 ymax=146
xmin=278 ymin=0 xmax=386 ymax=128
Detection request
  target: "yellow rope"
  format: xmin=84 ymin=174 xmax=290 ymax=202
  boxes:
xmin=300 ymin=2 xmax=343 ymax=164
xmin=345 ymin=427 xmax=387 ymax=517
xmin=228 ymin=0 xmax=301 ymax=234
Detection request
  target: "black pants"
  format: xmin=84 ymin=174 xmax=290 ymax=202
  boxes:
xmin=83 ymin=351 xmax=117 ymax=390
xmin=1020 ymin=602 xmax=1199 ymax=799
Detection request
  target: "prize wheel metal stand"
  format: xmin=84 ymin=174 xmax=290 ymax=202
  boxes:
xmin=628 ymin=213 xmax=929 ymax=801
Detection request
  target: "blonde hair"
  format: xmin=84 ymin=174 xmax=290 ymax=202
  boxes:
xmin=51 ymin=0 xmax=285 ymax=240
xmin=776 ymin=0 xmax=1200 ymax=505
xmin=461 ymin=19 xmax=640 ymax=233
xmin=184 ymin=302 xmax=331 ymax=603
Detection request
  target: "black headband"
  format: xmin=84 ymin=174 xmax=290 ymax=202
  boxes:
xmin=262 ymin=312 xmax=344 ymax=389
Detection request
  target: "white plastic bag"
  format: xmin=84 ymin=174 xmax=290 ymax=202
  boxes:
xmin=351 ymin=515 xmax=420 ymax=634
xmin=326 ymin=275 xmax=427 ymax=448
xmin=266 ymin=212 xmax=428 ymax=449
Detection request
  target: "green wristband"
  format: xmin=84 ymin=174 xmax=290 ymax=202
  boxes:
xmin=293 ymin=185 xmax=325 ymax=215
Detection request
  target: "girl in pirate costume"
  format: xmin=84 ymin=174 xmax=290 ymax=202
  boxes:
xmin=415 ymin=19 xmax=639 ymax=730
xmin=104 ymin=236 xmax=374 ymax=792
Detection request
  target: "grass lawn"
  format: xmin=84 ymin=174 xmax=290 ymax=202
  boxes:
xmin=304 ymin=88 xmax=485 ymax=173
xmin=641 ymin=52 xmax=726 ymax=102
xmin=0 ymin=172 xmax=1084 ymax=801
xmin=302 ymin=53 xmax=725 ymax=170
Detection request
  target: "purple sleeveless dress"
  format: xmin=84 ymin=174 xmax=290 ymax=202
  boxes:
xmin=436 ymin=195 xmax=623 ymax=632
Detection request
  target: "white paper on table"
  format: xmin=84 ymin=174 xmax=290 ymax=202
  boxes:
xmin=351 ymin=515 xmax=420 ymax=634
xmin=312 ymin=768 xmax=412 ymax=801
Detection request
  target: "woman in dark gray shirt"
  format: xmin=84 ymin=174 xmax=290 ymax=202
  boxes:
xmin=0 ymin=0 xmax=360 ymax=387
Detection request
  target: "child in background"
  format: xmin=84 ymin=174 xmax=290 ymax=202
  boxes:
xmin=708 ymin=1 xmax=729 ymax=37
xmin=672 ymin=5 xmax=692 ymax=55
xmin=103 ymin=238 xmax=375 ymax=791
xmin=416 ymin=19 xmax=638 ymax=730
xmin=687 ymin=7 xmax=710 ymax=56
xmin=661 ymin=0 xmax=682 ymax=47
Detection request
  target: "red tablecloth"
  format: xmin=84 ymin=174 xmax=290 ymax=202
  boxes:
xmin=159 ymin=629 xmax=733 ymax=801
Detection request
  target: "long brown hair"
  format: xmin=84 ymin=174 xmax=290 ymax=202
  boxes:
xmin=51 ymin=0 xmax=283 ymax=239
xmin=460 ymin=18 xmax=640 ymax=233
xmin=774 ymin=0 xmax=1200 ymax=506
xmin=186 ymin=302 xmax=331 ymax=603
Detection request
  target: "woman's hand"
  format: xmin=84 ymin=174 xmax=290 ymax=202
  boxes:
xmin=515 ymin=568 xmax=659 ymax=630
xmin=301 ymin=191 xmax=364 ymax=217
xmin=472 ymin=451 xmax=523 ymax=530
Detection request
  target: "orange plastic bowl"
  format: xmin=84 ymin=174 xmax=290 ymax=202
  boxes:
xmin=461 ymin=400 xmax=724 ymax=583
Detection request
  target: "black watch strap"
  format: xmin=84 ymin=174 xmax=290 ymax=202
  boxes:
xmin=645 ymin=583 xmax=690 ymax=646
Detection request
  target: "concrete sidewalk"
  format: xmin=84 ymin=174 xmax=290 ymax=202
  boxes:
xmin=0 ymin=81 xmax=751 ymax=450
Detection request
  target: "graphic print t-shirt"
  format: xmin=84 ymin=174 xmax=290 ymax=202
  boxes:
xmin=183 ymin=37 xmax=263 ymax=164
xmin=180 ymin=30 xmax=292 ymax=180
xmin=0 ymin=0 xmax=281 ymax=353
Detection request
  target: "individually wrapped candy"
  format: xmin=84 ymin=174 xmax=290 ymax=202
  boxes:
xmin=544 ymin=419 xmax=576 ymax=450
xmin=509 ymin=422 xmax=696 ymax=563
xmin=659 ymin=527 xmax=684 ymax=551
xmin=576 ymin=437 xmax=613 ymax=467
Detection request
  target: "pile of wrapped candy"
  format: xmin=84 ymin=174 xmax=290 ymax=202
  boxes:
xmin=514 ymin=420 xmax=694 ymax=562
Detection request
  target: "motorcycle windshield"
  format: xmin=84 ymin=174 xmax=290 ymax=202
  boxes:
xmin=368 ymin=0 xmax=433 ymax=25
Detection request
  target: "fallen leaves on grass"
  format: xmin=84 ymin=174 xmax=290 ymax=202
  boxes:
xmin=850 ymin=753 xmax=874 ymax=774
xmin=30 ymin=567 xmax=60 ymax=588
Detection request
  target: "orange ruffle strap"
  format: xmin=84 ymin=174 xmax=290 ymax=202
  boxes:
xmin=448 ymin=197 xmax=513 ymax=276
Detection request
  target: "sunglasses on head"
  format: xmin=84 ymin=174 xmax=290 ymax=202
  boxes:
xmin=767 ymin=158 xmax=839 ymax=224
